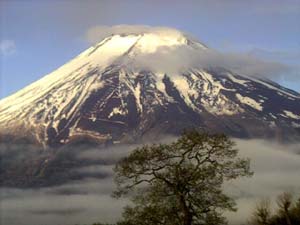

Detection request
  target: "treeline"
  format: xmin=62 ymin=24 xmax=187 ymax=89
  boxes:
xmin=86 ymin=193 xmax=300 ymax=225
xmin=249 ymin=192 xmax=300 ymax=225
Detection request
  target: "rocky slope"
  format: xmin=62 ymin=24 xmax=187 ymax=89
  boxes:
xmin=1 ymin=28 xmax=300 ymax=187
xmin=0 ymin=29 xmax=300 ymax=148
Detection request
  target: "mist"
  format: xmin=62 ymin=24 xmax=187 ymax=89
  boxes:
xmin=1 ymin=138 xmax=300 ymax=225
xmin=85 ymin=25 xmax=295 ymax=82
xmin=225 ymin=139 xmax=300 ymax=224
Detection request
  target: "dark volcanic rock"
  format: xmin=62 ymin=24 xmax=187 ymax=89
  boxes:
xmin=0 ymin=30 xmax=300 ymax=187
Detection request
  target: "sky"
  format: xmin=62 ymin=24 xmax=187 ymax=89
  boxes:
xmin=0 ymin=0 xmax=300 ymax=98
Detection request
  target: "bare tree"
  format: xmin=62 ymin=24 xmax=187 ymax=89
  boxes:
xmin=249 ymin=198 xmax=271 ymax=225
xmin=276 ymin=192 xmax=293 ymax=225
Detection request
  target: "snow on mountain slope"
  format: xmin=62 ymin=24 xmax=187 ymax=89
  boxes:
xmin=0 ymin=29 xmax=300 ymax=146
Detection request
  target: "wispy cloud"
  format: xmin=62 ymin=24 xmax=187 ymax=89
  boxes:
xmin=0 ymin=40 xmax=16 ymax=56
xmin=85 ymin=25 xmax=293 ymax=81
xmin=85 ymin=25 xmax=184 ymax=44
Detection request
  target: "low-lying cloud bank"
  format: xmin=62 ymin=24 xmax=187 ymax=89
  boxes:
xmin=1 ymin=138 xmax=300 ymax=225
xmin=0 ymin=179 xmax=127 ymax=225
xmin=85 ymin=25 xmax=298 ymax=83
xmin=225 ymin=139 xmax=300 ymax=224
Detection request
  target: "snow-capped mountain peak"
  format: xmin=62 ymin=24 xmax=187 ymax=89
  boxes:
xmin=0 ymin=27 xmax=299 ymax=146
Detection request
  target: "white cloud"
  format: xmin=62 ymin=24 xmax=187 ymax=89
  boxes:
xmin=1 ymin=138 xmax=300 ymax=225
xmin=85 ymin=25 xmax=184 ymax=44
xmin=84 ymin=25 xmax=292 ymax=80
xmin=0 ymin=179 xmax=127 ymax=225
xmin=0 ymin=40 xmax=16 ymax=56
xmin=225 ymin=139 xmax=300 ymax=224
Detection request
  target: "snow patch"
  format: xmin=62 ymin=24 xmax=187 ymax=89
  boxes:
xmin=188 ymin=70 xmax=242 ymax=115
xmin=90 ymin=114 xmax=97 ymax=122
xmin=227 ymin=73 xmax=249 ymax=87
xmin=134 ymin=83 xmax=142 ymax=112
xmin=108 ymin=107 xmax=127 ymax=118
xmin=172 ymin=76 xmax=199 ymax=112
xmin=248 ymin=77 xmax=299 ymax=99
xmin=236 ymin=94 xmax=263 ymax=111
xmin=292 ymin=122 xmax=300 ymax=128
xmin=269 ymin=113 xmax=277 ymax=119
xmin=155 ymin=73 xmax=174 ymax=102
xmin=269 ymin=121 xmax=276 ymax=128
xmin=283 ymin=110 xmax=300 ymax=120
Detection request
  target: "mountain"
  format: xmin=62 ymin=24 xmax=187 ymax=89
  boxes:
xmin=1 ymin=28 xmax=300 ymax=148
xmin=1 ymin=27 xmax=300 ymax=187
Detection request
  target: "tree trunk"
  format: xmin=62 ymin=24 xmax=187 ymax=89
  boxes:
xmin=179 ymin=194 xmax=192 ymax=225
xmin=285 ymin=211 xmax=292 ymax=225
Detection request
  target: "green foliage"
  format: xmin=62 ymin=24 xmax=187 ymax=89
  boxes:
xmin=113 ymin=131 xmax=253 ymax=225
xmin=249 ymin=192 xmax=300 ymax=225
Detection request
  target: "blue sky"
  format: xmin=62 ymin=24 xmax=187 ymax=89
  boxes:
xmin=1 ymin=0 xmax=299 ymax=98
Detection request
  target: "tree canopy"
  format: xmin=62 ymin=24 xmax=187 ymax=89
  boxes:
xmin=113 ymin=131 xmax=253 ymax=225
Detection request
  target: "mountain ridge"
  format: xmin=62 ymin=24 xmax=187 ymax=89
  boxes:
xmin=1 ymin=28 xmax=300 ymax=187
xmin=1 ymin=29 xmax=300 ymax=147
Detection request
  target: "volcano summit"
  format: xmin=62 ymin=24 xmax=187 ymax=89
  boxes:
xmin=1 ymin=27 xmax=300 ymax=147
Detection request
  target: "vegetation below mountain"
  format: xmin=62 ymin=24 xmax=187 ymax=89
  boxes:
xmin=84 ymin=131 xmax=251 ymax=225
xmin=248 ymin=192 xmax=300 ymax=225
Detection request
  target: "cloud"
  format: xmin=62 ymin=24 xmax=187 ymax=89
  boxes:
xmin=0 ymin=40 xmax=16 ymax=56
xmin=0 ymin=180 xmax=128 ymax=225
xmin=247 ymin=48 xmax=300 ymax=82
xmin=85 ymin=25 xmax=185 ymax=44
xmin=130 ymin=46 xmax=290 ymax=79
xmin=1 ymin=138 xmax=300 ymax=225
xmin=85 ymin=25 xmax=293 ymax=81
xmin=77 ymin=143 xmax=139 ymax=162
xmin=225 ymin=139 xmax=300 ymax=224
